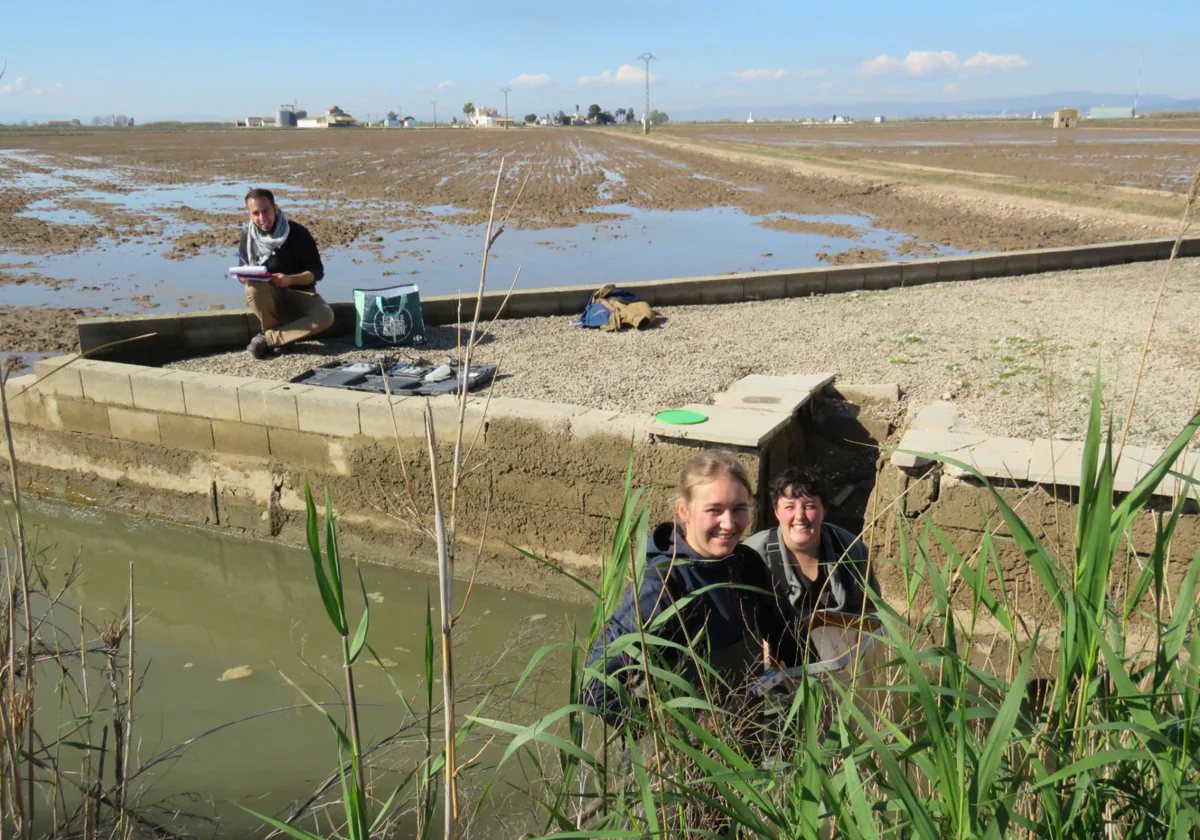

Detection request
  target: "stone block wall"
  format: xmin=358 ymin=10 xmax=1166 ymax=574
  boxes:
xmin=2 ymin=359 xmax=833 ymax=597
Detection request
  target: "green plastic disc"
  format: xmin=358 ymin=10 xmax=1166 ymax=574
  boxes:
xmin=655 ymin=409 xmax=708 ymax=425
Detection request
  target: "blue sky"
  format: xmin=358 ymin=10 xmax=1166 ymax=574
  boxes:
xmin=2 ymin=0 xmax=1197 ymax=120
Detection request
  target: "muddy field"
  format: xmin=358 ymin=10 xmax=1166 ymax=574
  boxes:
xmin=0 ymin=122 xmax=1195 ymax=368
xmin=680 ymin=121 xmax=1200 ymax=193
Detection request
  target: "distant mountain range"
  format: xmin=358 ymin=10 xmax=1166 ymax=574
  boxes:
xmin=673 ymin=92 xmax=1200 ymax=122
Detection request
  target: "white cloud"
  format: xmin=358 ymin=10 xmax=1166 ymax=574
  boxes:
xmin=821 ymin=80 xmax=837 ymax=89
xmin=436 ymin=80 xmax=455 ymax=91
xmin=859 ymin=50 xmax=1029 ymax=78
xmin=1 ymin=75 xmax=27 ymax=95
xmin=962 ymin=52 xmax=1030 ymax=73
xmin=732 ymin=68 xmax=825 ymax=82
xmin=944 ymin=82 xmax=960 ymax=94
xmin=512 ymin=73 xmax=552 ymax=87
xmin=733 ymin=69 xmax=788 ymax=81
xmin=576 ymin=64 xmax=656 ymax=86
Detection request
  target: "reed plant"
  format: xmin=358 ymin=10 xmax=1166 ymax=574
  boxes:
xmin=467 ymin=375 xmax=1200 ymax=839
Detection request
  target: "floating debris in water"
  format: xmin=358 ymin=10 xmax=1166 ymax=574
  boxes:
xmin=529 ymin=614 xmax=547 ymax=622
xmin=373 ymin=658 xmax=398 ymax=668
xmin=367 ymin=592 xmax=385 ymax=603
xmin=183 ymin=662 xmax=193 ymax=668
xmin=218 ymin=665 xmax=253 ymax=682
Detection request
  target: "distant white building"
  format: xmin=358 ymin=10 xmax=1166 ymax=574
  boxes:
xmin=874 ymin=115 xmax=886 ymax=124
xmin=469 ymin=106 xmax=498 ymax=128
xmin=747 ymin=112 xmax=755 ymax=124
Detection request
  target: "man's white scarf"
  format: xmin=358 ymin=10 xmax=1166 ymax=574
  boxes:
xmin=246 ymin=209 xmax=291 ymax=266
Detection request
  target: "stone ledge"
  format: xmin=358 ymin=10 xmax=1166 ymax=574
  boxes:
xmin=894 ymin=400 xmax=1199 ymax=500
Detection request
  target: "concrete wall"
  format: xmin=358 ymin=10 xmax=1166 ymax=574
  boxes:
xmin=77 ymin=237 xmax=1200 ymax=363
xmin=866 ymin=401 xmax=1200 ymax=623
xmin=1 ymin=361 xmax=831 ymax=597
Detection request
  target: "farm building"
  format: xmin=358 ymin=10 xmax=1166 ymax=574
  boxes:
xmin=1053 ymin=108 xmax=1079 ymax=128
xmin=1089 ymin=106 xmax=1134 ymax=120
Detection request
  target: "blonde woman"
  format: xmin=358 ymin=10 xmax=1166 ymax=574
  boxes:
xmin=583 ymin=452 xmax=800 ymax=722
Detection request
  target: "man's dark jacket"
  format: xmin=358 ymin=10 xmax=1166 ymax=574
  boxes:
xmin=237 ymin=221 xmax=325 ymax=283
xmin=582 ymin=522 xmax=801 ymax=722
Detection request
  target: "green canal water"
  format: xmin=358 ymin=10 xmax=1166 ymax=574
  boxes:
xmin=9 ymin=495 xmax=590 ymax=837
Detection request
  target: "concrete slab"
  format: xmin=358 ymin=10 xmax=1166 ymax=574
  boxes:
xmin=130 ymin=369 xmax=187 ymax=414
xmin=647 ymin=404 xmax=790 ymax=449
xmin=568 ymin=409 xmax=651 ymax=443
xmin=713 ymin=373 xmax=835 ymax=414
xmin=56 ymin=397 xmax=112 ymax=436
xmin=825 ymin=268 xmax=865 ymax=294
xmin=2 ymin=375 xmax=38 ymax=427
xmin=183 ymin=373 xmax=253 ymax=421
xmin=33 ymin=355 xmax=84 ymax=398
xmin=108 ymin=407 xmax=161 ymax=445
xmin=944 ymin=437 xmax=1033 ymax=483
xmin=785 ymin=270 xmax=827 ymax=297
xmin=935 ymin=256 xmax=975 ymax=283
xmin=159 ymin=414 xmax=214 ymax=451
xmin=698 ymin=277 xmax=746 ymax=305
xmin=238 ymin=380 xmax=309 ymax=429
xmin=742 ymin=272 xmax=787 ymax=301
xmin=485 ymin=397 xmax=589 ymax=431
xmin=359 ymin=395 xmax=425 ymax=440
xmin=862 ymin=262 xmax=903 ymax=291
xmin=899 ymin=261 xmax=939 ymax=287
xmin=296 ymin=388 xmax=370 ymax=437
xmin=1112 ymin=445 xmax=1161 ymax=494
xmin=212 ymin=419 xmax=271 ymax=458
xmin=910 ymin=401 xmax=959 ymax=433
xmin=1028 ymin=439 xmax=1087 ymax=488
xmin=268 ymin=428 xmax=333 ymax=469
xmin=970 ymin=254 xmax=1012 ymax=280
xmin=891 ymin=429 xmax=991 ymax=469
xmin=79 ymin=362 xmax=141 ymax=407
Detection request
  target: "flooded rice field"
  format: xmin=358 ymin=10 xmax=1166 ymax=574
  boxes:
xmin=0 ymin=124 xmax=1184 ymax=355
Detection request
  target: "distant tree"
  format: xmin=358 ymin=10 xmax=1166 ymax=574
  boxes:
xmin=524 ymin=113 xmax=538 ymax=123
xmin=386 ymin=110 xmax=399 ymax=121
xmin=597 ymin=111 xmax=615 ymax=125
xmin=627 ymin=106 xmax=635 ymax=123
xmin=586 ymin=103 xmax=602 ymax=122
xmin=614 ymin=107 xmax=626 ymax=122
xmin=555 ymin=110 xmax=570 ymax=126
xmin=649 ymin=109 xmax=669 ymax=125
xmin=462 ymin=101 xmax=474 ymax=116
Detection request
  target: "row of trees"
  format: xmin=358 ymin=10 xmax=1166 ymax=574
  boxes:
xmin=459 ymin=100 xmax=670 ymax=126
xmin=525 ymin=105 xmax=670 ymax=126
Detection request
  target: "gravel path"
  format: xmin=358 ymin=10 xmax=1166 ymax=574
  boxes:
xmin=170 ymin=258 xmax=1200 ymax=447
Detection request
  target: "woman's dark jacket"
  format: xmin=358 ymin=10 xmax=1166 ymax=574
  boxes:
xmin=582 ymin=522 xmax=802 ymax=722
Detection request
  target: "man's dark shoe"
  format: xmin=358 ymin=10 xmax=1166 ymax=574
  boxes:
xmin=247 ymin=333 xmax=271 ymax=360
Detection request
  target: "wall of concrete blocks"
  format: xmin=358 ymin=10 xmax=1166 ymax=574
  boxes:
xmin=0 ymin=359 xmax=833 ymax=596
xmin=76 ymin=236 xmax=1200 ymax=363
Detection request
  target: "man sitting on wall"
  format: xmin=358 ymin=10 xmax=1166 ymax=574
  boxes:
xmin=742 ymin=467 xmax=879 ymax=651
xmin=238 ymin=187 xmax=335 ymax=360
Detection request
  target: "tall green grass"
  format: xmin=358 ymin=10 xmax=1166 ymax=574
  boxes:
xmin=468 ymin=376 xmax=1200 ymax=839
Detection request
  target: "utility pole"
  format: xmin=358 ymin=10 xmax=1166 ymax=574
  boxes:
xmin=1133 ymin=46 xmax=1144 ymax=117
xmin=431 ymin=100 xmax=438 ymax=128
xmin=637 ymin=52 xmax=656 ymax=134
xmin=501 ymin=87 xmax=511 ymax=129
